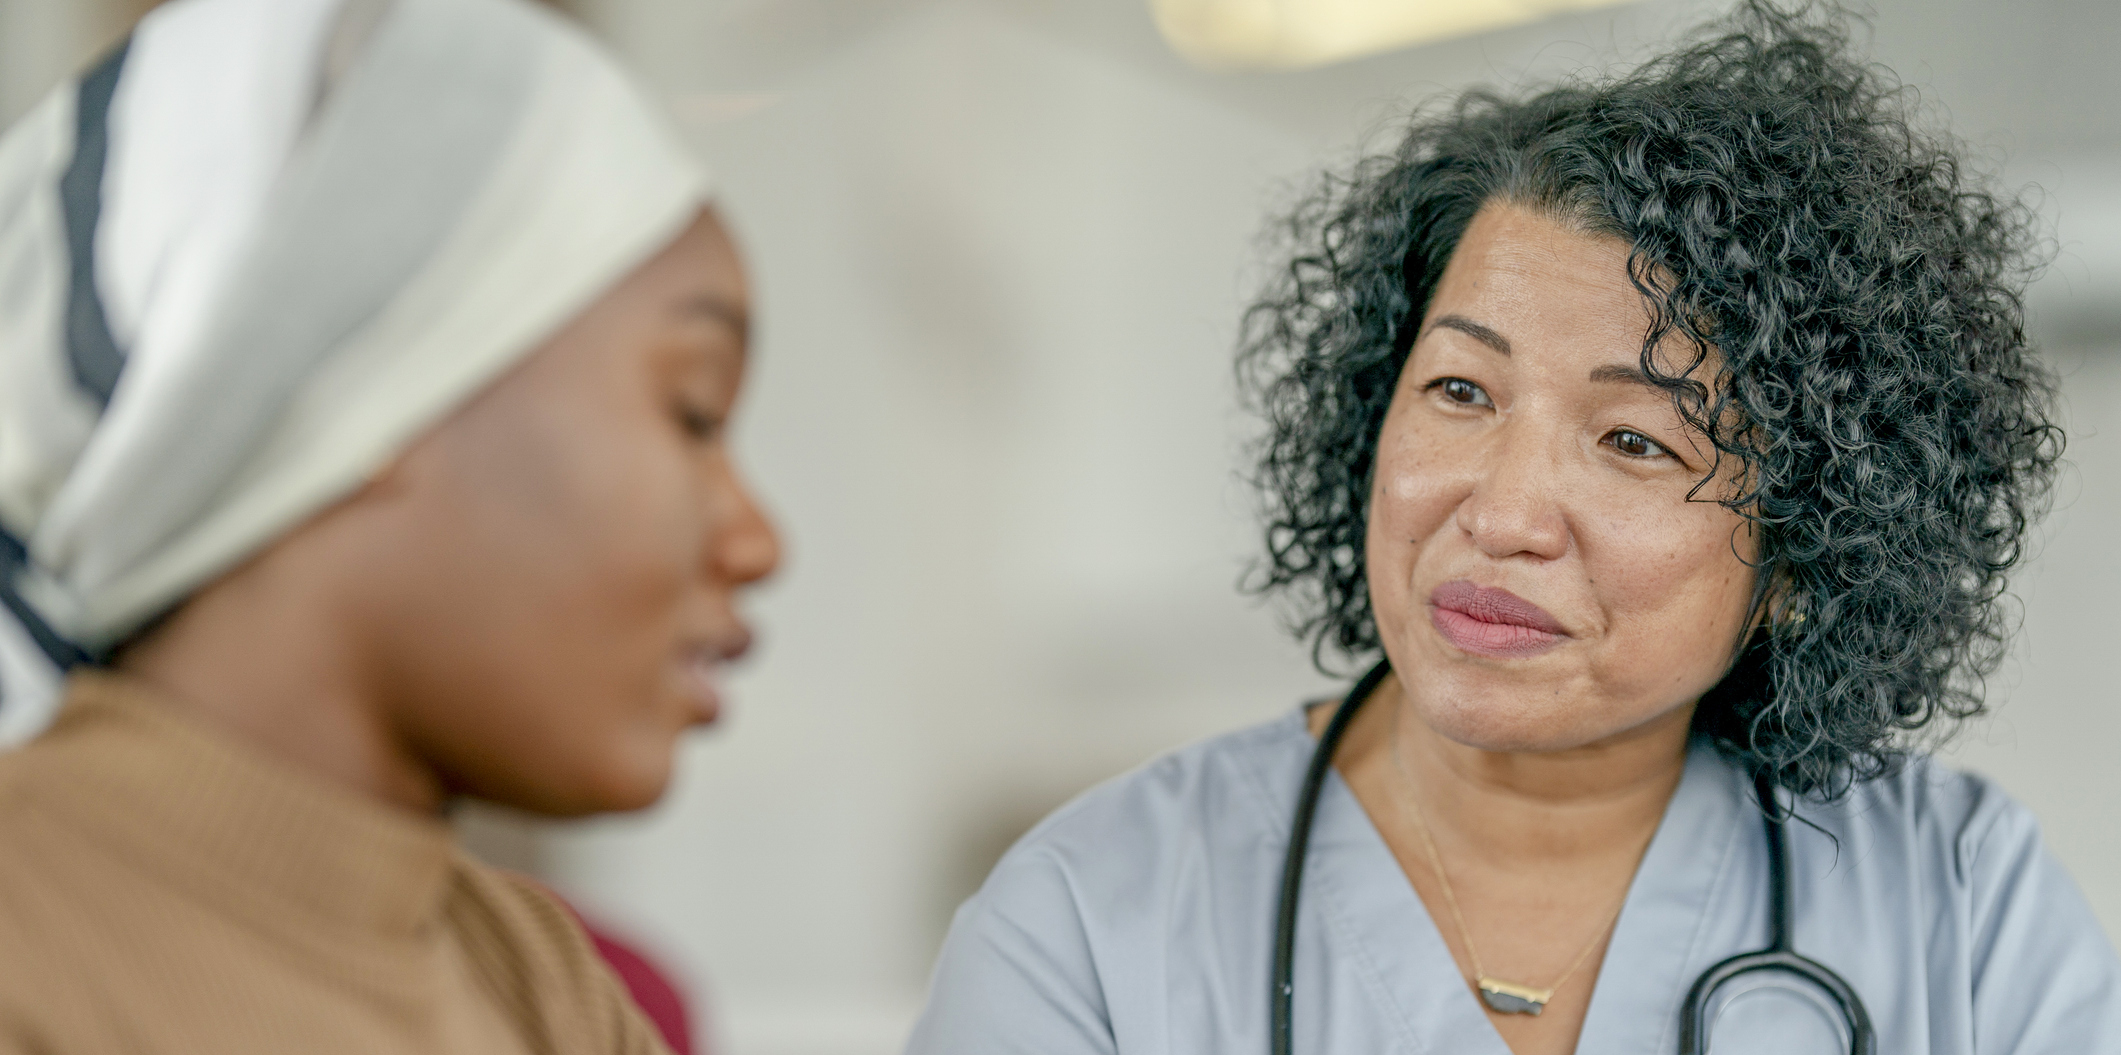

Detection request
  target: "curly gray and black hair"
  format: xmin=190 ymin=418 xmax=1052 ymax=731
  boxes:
xmin=1238 ymin=1 xmax=2063 ymax=797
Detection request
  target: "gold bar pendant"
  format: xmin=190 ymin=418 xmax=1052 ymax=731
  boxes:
xmin=1477 ymin=977 xmax=1553 ymax=1016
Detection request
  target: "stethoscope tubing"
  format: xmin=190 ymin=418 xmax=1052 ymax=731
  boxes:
xmin=1677 ymin=771 xmax=1874 ymax=1054
xmin=1272 ymin=660 xmax=1875 ymax=1055
xmin=1271 ymin=661 xmax=1391 ymax=1055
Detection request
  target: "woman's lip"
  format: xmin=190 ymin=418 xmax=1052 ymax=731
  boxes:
xmin=1427 ymin=580 xmax=1567 ymax=659
xmin=681 ymin=627 xmax=751 ymax=725
xmin=683 ymin=652 xmax=724 ymax=724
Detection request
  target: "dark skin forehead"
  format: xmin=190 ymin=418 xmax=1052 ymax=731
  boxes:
xmin=661 ymin=210 xmax=751 ymax=352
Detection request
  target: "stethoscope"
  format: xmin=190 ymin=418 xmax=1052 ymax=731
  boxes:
xmin=1270 ymin=660 xmax=1875 ymax=1055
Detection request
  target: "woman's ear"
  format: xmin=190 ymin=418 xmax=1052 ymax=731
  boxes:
xmin=1728 ymin=521 xmax=1778 ymax=645
xmin=1759 ymin=570 xmax=1807 ymax=639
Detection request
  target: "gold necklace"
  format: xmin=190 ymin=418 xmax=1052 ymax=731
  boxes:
xmin=1387 ymin=704 xmax=1630 ymax=1018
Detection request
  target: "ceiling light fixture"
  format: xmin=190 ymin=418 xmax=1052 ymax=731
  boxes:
xmin=1151 ymin=0 xmax=1645 ymax=70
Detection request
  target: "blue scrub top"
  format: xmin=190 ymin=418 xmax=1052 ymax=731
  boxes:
xmin=907 ymin=708 xmax=2121 ymax=1054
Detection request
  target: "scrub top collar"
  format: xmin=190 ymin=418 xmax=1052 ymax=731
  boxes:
xmin=1279 ymin=717 xmax=1750 ymax=1055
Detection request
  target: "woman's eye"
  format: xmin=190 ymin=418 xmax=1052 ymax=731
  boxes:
xmin=1431 ymin=377 xmax=1493 ymax=408
xmin=1606 ymin=428 xmax=1668 ymax=459
xmin=676 ymin=404 xmax=724 ymax=441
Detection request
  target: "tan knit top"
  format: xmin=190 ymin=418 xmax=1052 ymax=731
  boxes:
xmin=0 ymin=672 xmax=672 ymax=1055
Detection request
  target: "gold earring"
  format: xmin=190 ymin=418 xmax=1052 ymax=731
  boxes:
xmin=1778 ymin=604 xmax=1806 ymax=632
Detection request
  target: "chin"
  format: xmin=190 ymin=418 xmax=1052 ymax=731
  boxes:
xmin=520 ymin=774 xmax=671 ymax=817
xmin=1416 ymin=686 xmax=1622 ymax=754
xmin=519 ymin=751 xmax=679 ymax=817
xmin=1429 ymin=711 xmax=1590 ymax=753
xmin=587 ymin=751 xmax=679 ymax=814
xmin=1425 ymin=684 xmax=1693 ymax=756
xmin=558 ymin=705 xmax=696 ymax=814
xmin=591 ymin=780 xmax=671 ymax=815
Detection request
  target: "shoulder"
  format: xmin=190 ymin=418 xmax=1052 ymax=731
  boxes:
xmin=961 ymin=708 xmax=1311 ymax=950
xmin=997 ymin=710 xmax=1310 ymax=884
xmin=450 ymin=858 xmax=597 ymax=964
xmin=448 ymin=856 xmax=672 ymax=1055
xmin=0 ymin=756 xmax=50 ymax=989
xmin=1799 ymin=754 xmax=2039 ymax=888
xmin=1814 ymin=758 xmax=2121 ymax=1042
xmin=1802 ymin=754 xmax=2119 ymax=975
xmin=908 ymin=711 xmax=1314 ymax=1053
xmin=0 ymin=749 xmax=134 ymax=1044
xmin=0 ymin=742 xmax=105 ymax=949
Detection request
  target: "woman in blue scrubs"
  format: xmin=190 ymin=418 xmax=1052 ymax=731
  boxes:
xmin=907 ymin=5 xmax=2121 ymax=1054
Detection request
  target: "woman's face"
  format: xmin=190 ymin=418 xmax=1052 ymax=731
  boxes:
xmin=1368 ymin=201 xmax=1755 ymax=753
xmin=356 ymin=208 xmax=780 ymax=815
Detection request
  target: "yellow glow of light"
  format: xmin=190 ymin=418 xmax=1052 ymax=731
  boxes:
xmin=1151 ymin=0 xmax=1645 ymax=70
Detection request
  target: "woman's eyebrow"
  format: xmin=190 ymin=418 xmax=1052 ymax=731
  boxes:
xmin=1588 ymin=363 xmax=1664 ymax=389
xmin=675 ymin=293 xmax=749 ymax=341
xmin=1424 ymin=314 xmax=1511 ymax=355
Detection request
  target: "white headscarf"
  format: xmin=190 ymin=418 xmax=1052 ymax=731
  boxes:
xmin=0 ymin=0 xmax=711 ymax=743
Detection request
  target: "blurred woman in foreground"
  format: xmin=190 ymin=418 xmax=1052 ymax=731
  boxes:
xmin=909 ymin=5 xmax=2118 ymax=1054
xmin=0 ymin=0 xmax=776 ymax=1050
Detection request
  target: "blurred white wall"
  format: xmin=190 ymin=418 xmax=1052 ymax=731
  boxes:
xmin=2 ymin=2 xmax=2116 ymax=1054
xmin=546 ymin=8 xmax=1345 ymax=1048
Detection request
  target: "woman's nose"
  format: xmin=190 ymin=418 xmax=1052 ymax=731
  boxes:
xmin=1453 ymin=422 xmax=1571 ymax=562
xmin=708 ymin=465 xmax=782 ymax=587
